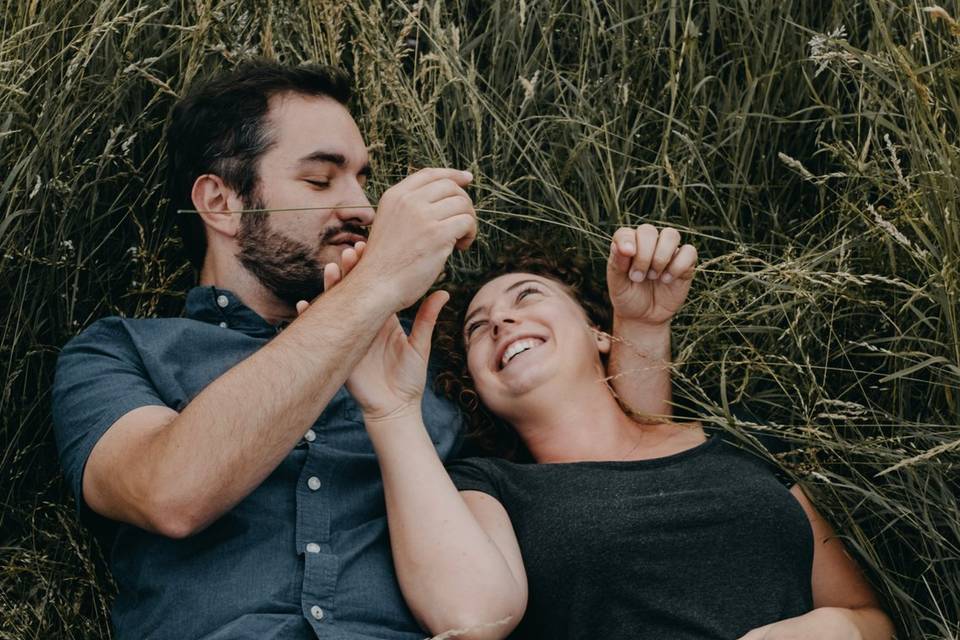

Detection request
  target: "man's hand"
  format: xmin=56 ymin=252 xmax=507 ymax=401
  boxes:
xmin=607 ymin=224 xmax=697 ymax=327
xmin=352 ymin=168 xmax=476 ymax=311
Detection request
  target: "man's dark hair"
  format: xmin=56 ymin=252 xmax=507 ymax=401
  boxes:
xmin=166 ymin=59 xmax=353 ymax=269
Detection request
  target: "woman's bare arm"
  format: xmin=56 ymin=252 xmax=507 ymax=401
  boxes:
xmin=366 ymin=410 xmax=527 ymax=639
xmin=737 ymin=485 xmax=895 ymax=640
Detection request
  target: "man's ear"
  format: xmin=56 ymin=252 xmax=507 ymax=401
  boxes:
xmin=593 ymin=328 xmax=612 ymax=355
xmin=191 ymin=174 xmax=243 ymax=238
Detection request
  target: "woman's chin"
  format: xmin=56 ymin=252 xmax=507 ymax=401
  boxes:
xmin=493 ymin=358 xmax=556 ymax=400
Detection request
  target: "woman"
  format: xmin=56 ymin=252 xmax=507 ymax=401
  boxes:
xmin=300 ymin=227 xmax=894 ymax=640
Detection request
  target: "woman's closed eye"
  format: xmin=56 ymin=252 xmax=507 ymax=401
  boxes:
xmin=465 ymin=319 xmax=488 ymax=340
xmin=465 ymin=286 xmax=544 ymax=342
xmin=516 ymin=286 xmax=542 ymax=302
xmin=304 ymin=179 xmax=330 ymax=189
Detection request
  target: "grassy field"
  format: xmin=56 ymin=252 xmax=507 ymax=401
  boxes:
xmin=1 ymin=0 xmax=958 ymax=638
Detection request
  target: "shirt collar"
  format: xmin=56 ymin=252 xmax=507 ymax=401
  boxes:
xmin=184 ymin=286 xmax=288 ymax=338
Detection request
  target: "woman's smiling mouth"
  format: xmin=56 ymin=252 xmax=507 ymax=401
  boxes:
xmin=499 ymin=337 xmax=546 ymax=370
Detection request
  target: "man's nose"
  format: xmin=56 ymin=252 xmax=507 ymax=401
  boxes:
xmin=334 ymin=185 xmax=375 ymax=226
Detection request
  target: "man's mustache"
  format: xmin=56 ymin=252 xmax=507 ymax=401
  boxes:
xmin=320 ymin=223 xmax=369 ymax=244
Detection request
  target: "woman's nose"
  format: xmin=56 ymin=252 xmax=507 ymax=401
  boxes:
xmin=491 ymin=315 xmax=516 ymax=337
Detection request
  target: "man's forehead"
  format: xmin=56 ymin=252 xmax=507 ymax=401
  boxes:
xmin=266 ymin=92 xmax=368 ymax=165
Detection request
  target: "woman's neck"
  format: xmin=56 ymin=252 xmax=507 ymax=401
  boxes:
xmin=509 ymin=377 xmax=704 ymax=464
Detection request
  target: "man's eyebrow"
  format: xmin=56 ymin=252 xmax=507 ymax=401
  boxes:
xmin=463 ymin=279 xmax=548 ymax=329
xmin=299 ymin=150 xmax=346 ymax=166
xmin=298 ymin=150 xmax=372 ymax=177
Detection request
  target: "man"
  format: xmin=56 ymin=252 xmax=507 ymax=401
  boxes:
xmin=52 ymin=60 xmax=691 ymax=639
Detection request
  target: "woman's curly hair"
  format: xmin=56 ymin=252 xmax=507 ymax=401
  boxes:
xmin=433 ymin=238 xmax=611 ymax=461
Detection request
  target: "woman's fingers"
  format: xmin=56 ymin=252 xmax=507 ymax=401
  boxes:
xmin=298 ymin=240 xmax=369 ymax=317
xmin=608 ymin=224 xmax=690 ymax=283
xmin=340 ymin=246 xmax=359 ymax=276
xmin=664 ymin=244 xmax=698 ymax=282
xmin=409 ymin=290 xmax=451 ymax=359
xmin=649 ymin=227 xmax=681 ymax=280
xmin=323 ymin=241 xmax=365 ymax=293
xmin=323 ymin=262 xmax=342 ymax=291
xmin=735 ymin=623 xmax=773 ymax=640
xmin=609 ymin=227 xmax=637 ymax=274
xmin=629 ymin=224 xmax=659 ymax=282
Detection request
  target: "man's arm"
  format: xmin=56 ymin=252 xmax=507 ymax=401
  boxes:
xmin=80 ymin=168 xmax=477 ymax=538
xmin=605 ymin=225 xmax=697 ymax=419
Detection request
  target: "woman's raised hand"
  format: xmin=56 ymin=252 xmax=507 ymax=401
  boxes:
xmin=296 ymin=242 xmax=449 ymax=423
xmin=343 ymin=290 xmax=449 ymax=423
xmin=607 ymin=225 xmax=697 ymax=327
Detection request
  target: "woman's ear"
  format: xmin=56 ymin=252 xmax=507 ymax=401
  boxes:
xmin=191 ymin=173 xmax=243 ymax=238
xmin=593 ymin=327 xmax=612 ymax=355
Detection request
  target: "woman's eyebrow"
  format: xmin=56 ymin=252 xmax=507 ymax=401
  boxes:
xmin=463 ymin=306 xmax=486 ymax=328
xmin=463 ymin=279 xmax=548 ymax=328
xmin=504 ymin=278 xmax=545 ymax=293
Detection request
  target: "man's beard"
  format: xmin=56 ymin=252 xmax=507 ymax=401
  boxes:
xmin=235 ymin=199 xmax=366 ymax=307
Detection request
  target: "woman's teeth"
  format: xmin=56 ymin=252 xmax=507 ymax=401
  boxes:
xmin=501 ymin=338 xmax=544 ymax=369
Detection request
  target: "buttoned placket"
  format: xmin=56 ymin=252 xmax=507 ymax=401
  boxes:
xmin=297 ymin=395 xmax=339 ymax=633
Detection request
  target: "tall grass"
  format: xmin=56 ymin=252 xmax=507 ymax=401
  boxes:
xmin=1 ymin=1 xmax=957 ymax=638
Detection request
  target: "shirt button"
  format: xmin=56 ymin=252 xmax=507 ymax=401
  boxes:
xmin=216 ymin=294 xmax=229 ymax=308
xmin=306 ymin=542 xmax=320 ymax=554
xmin=218 ymin=321 xmax=228 ymax=328
xmin=304 ymin=429 xmax=316 ymax=442
xmin=310 ymin=605 xmax=324 ymax=620
xmin=307 ymin=476 xmax=321 ymax=491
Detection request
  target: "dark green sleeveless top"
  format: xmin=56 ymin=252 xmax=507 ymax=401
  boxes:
xmin=447 ymin=434 xmax=813 ymax=640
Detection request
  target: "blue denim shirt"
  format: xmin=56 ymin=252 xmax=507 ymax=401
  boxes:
xmin=52 ymin=286 xmax=462 ymax=640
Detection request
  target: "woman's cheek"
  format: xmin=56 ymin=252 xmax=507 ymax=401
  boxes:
xmin=465 ymin=348 xmax=484 ymax=385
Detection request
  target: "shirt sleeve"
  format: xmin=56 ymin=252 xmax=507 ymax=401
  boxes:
xmin=52 ymin=317 xmax=169 ymax=517
xmin=445 ymin=457 xmax=501 ymax=499
xmin=714 ymin=424 xmax=798 ymax=489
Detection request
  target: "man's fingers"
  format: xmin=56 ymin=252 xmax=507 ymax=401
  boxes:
xmin=416 ymin=178 xmax=472 ymax=205
xmin=295 ymin=300 xmax=309 ymax=316
xmin=649 ymin=227 xmax=681 ymax=280
xmin=664 ymin=244 xmax=698 ymax=283
xmin=629 ymin=224 xmax=659 ymax=282
xmin=443 ymin=212 xmax=478 ymax=251
xmin=398 ymin=167 xmax=473 ymax=191
xmin=409 ymin=290 xmax=451 ymax=358
xmin=431 ymin=194 xmax=476 ymax=221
